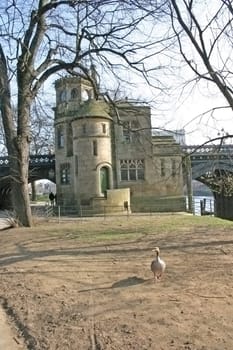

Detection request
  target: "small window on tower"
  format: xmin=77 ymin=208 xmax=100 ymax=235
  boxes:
xmin=82 ymin=124 xmax=86 ymax=134
xmin=102 ymin=123 xmax=106 ymax=134
xmin=71 ymin=88 xmax=78 ymax=99
xmin=66 ymin=123 xmax=73 ymax=156
xmin=75 ymin=155 xmax=78 ymax=175
xmin=172 ymin=159 xmax=176 ymax=177
xmin=57 ymin=128 xmax=64 ymax=148
xmin=93 ymin=140 xmax=98 ymax=156
xmin=160 ymin=159 xmax=165 ymax=177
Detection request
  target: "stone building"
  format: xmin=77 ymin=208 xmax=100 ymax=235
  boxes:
xmin=54 ymin=75 xmax=186 ymax=214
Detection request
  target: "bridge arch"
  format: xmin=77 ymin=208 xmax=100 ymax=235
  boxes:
xmin=182 ymin=144 xmax=233 ymax=194
xmin=191 ymin=160 xmax=233 ymax=180
xmin=0 ymin=155 xmax=55 ymax=210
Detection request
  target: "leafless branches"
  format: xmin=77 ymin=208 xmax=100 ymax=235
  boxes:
xmin=168 ymin=0 xmax=233 ymax=110
xmin=0 ymin=0 xmax=167 ymax=226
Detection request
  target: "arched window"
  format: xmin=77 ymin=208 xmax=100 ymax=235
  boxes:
xmin=120 ymin=160 xmax=144 ymax=181
xmin=81 ymin=89 xmax=89 ymax=101
xmin=59 ymin=90 xmax=66 ymax=102
xmin=100 ymin=167 xmax=109 ymax=194
xmin=71 ymin=88 xmax=78 ymax=99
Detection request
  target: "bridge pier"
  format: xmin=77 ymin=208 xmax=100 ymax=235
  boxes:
xmin=182 ymin=143 xmax=233 ymax=220
xmin=183 ymin=156 xmax=193 ymax=212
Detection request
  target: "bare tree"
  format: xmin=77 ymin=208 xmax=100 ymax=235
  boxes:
xmin=164 ymin=0 xmax=233 ymax=197
xmin=30 ymin=98 xmax=54 ymax=155
xmin=168 ymin=0 xmax=233 ymax=111
xmin=29 ymin=98 xmax=54 ymax=201
xmin=0 ymin=0 xmax=166 ymax=226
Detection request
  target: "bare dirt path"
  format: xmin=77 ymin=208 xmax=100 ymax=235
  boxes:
xmin=0 ymin=215 xmax=233 ymax=349
xmin=0 ymin=306 xmax=26 ymax=349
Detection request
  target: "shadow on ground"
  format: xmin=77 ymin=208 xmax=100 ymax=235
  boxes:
xmin=111 ymin=276 xmax=147 ymax=288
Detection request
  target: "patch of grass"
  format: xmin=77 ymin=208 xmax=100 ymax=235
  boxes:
xmin=20 ymin=214 xmax=233 ymax=246
xmin=80 ymin=230 xmax=145 ymax=242
xmin=59 ymin=227 xmax=147 ymax=243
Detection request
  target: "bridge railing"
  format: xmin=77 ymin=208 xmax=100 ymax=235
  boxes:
xmin=29 ymin=154 xmax=55 ymax=167
xmin=0 ymin=157 xmax=9 ymax=167
xmin=0 ymin=154 xmax=55 ymax=168
xmin=182 ymin=144 xmax=233 ymax=154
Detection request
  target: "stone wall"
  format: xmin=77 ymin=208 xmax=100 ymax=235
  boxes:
xmin=130 ymin=195 xmax=186 ymax=213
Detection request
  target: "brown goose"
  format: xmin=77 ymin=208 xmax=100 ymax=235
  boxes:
xmin=151 ymin=247 xmax=166 ymax=282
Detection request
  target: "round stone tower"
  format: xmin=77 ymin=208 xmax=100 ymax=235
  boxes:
xmin=72 ymin=98 xmax=113 ymax=206
xmin=54 ymin=75 xmax=113 ymax=208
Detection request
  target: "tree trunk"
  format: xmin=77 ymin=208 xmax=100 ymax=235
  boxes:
xmin=11 ymin=177 xmax=32 ymax=227
xmin=1 ymin=45 xmax=32 ymax=226
xmin=31 ymin=181 xmax=37 ymax=202
xmin=9 ymin=138 xmax=33 ymax=227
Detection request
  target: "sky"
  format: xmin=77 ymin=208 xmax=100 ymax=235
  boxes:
xmin=163 ymin=1 xmax=233 ymax=146
xmin=43 ymin=68 xmax=233 ymax=148
xmin=3 ymin=0 xmax=232 ymax=149
xmin=114 ymin=68 xmax=233 ymax=146
xmin=163 ymin=89 xmax=233 ymax=145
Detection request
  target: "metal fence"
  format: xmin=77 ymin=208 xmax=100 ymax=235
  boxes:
xmin=31 ymin=202 xmax=189 ymax=221
xmin=30 ymin=197 xmax=217 ymax=221
xmin=192 ymin=197 xmax=215 ymax=216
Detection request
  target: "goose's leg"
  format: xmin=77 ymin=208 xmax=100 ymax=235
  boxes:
xmin=158 ymin=273 xmax=164 ymax=281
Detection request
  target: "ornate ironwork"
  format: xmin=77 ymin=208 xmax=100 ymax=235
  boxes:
xmin=0 ymin=154 xmax=55 ymax=168
xmin=182 ymin=144 xmax=233 ymax=155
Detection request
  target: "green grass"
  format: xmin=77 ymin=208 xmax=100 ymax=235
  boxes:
xmin=24 ymin=214 xmax=233 ymax=245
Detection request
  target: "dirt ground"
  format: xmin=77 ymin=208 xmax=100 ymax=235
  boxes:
xmin=0 ymin=215 xmax=233 ymax=350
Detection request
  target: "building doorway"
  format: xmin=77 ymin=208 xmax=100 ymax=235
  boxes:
xmin=100 ymin=167 xmax=109 ymax=195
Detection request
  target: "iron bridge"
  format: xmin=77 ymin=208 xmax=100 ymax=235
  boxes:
xmin=182 ymin=144 xmax=233 ymax=180
xmin=0 ymin=154 xmax=55 ymax=209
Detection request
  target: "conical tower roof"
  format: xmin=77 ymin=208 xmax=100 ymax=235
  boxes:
xmin=76 ymin=99 xmax=112 ymax=120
